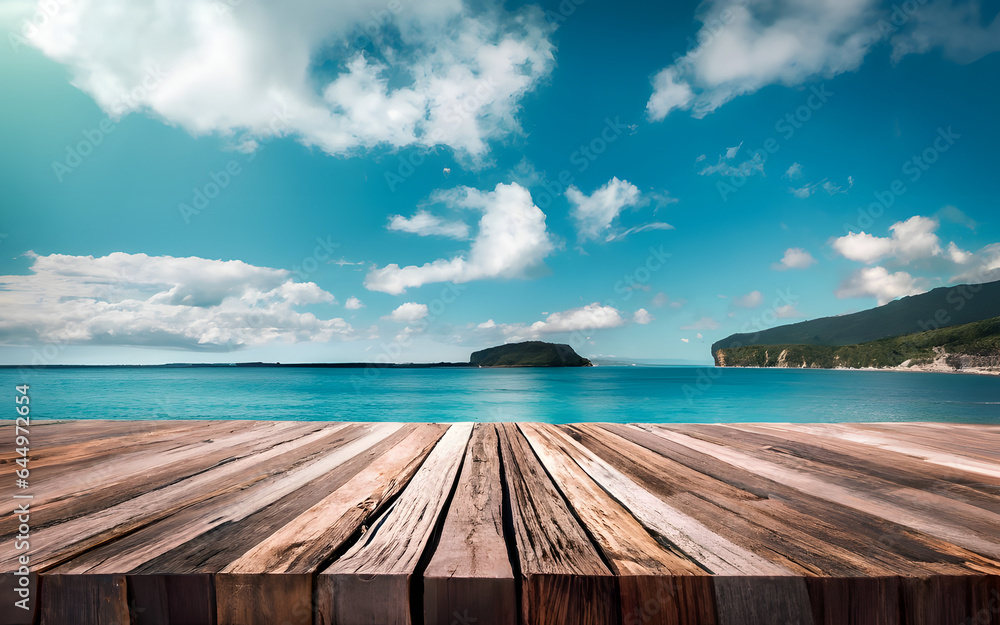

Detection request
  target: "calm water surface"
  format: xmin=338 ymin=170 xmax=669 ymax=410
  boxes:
xmin=3 ymin=366 xmax=999 ymax=423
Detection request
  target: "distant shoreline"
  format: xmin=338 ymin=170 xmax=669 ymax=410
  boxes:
xmin=718 ymin=364 xmax=1000 ymax=376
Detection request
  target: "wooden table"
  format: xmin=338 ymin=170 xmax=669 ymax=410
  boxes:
xmin=2 ymin=420 xmax=999 ymax=624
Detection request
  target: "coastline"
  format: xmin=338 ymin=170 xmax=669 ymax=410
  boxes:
xmin=716 ymin=364 xmax=1000 ymax=376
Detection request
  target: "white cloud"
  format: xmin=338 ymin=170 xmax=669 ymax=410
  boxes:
xmin=699 ymin=151 xmax=764 ymax=178
xmin=23 ymin=0 xmax=555 ymax=159
xmin=788 ymin=184 xmax=816 ymax=199
xmin=647 ymin=0 xmax=879 ymax=119
xmin=784 ymin=162 xmax=803 ymax=179
xmin=696 ymin=333 xmax=703 ymax=339
xmin=565 ymin=177 xmax=673 ymax=243
xmin=775 ymin=304 xmax=802 ymax=319
xmin=530 ymin=303 xmax=625 ymax=334
xmin=680 ymin=338 xmax=690 ymax=343
xmin=725 ymin=142 xmax=743 ymax=159
xmin=833 ymin=215 xmax=944 ymax=264
xmin=474 ymin=303 xmax=627 ymax=342
xmin=772 ymin=247 xmax=817 ymax=271
xmin=822 ymin=176 xmax=854 ymax=195
xmin=835 ymin=266 xmax=928 ymax=305
xmin=567 ymin=177 xmax=641 ymax=241
xmin=951 ymin=243 xmax=1000 ymax=284
xmin=344 ymin=296 xmax=364 ymax=310
xmin=365 ymin=182 xmax=554 ymax=294
xmin=733 ymin=290 xmax=763 ymax=308
xmin=385 ymin=302 xmax=428 ymax=322
xmin=680 ymin=316 xmax=720 ymax=330
xmin=945 ymin=241 xmax=973 ymax=264
xmin=890 ymin=0 xmax=1000 ymax=64
xmin=387 ymin=211 xmax=469 ymax=239
xmin=0 ymin=252 xmax=352 ymax=350
xmin=633 ymin=308 xmax=654 ymax=324
xmin=651 ymin=292 xmax=670 ymax=308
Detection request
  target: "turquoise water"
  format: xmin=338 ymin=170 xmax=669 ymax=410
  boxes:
xmin=2 ymin=366 xmax=999 ymax=423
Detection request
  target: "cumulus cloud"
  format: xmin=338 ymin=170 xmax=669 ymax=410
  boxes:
xmin=22 ymin=0 xmax=555 ymax=158
xmin=633 ymin=308 xmax=654 ymax=324
xmin=344 ymin=296 xmax=364 ymax=310
xmin=473 ymin=303 xmax=627 ymax=342
xmin=646 ymin=0 xmax=880 ymax=119
xmin=832 ymin=215 xmax=944 ymax=264
xmin=566 ymin=177 xmax=673 ymax=243
xmin=733 ymin=290 xmax=763 ymax=308
xmin=680 ymin=316 xmax=720 ymax=330
xmin=387 ymin=211 xmax=469 ymax=239
xmin=835 ymin=266 xmax=928 ymax=305
xmin=951 ymin=243 xmax=1000 ymax=284
xmin=365 ymin=182 xmax=555 ymax=294
xmin=385 ymin=302 xmax=428 ymax=322
xmin=772 ymin=247 xmax=817 ymax=270
xmin=0 ymin=252 xmax=352 ymax=350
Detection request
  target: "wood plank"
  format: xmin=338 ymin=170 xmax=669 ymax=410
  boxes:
xmin=648 ymin=425 xmax=1000 ymax=563
xmin=6 ymin=422 xmax=354 ymax=573
xmin=496 ymin=422 xmax=617 ymax=625
xmin=317 ymin=423 xmax=473 ymax=625
xmin=53 ymin=423 xmax=403 ymax=574
xmin=790 ymin=423 xmax=1000 ymax=480
xmin=423 ymin=424 xmax=516 ymax=625
xmin=602 ymin=423 xmax=997 ymax=577
xmin=727 ymin=423 xmax=1000 ymax=514
xmin=562 ymin=425 xmax=800 ymax=576
xmin=519 ymin=422 xmax=715 ymax=625
xmin=215 ymin=423 xmax=447 ymax=625
xmin=1 ymin=421 xmax=325 ymax=537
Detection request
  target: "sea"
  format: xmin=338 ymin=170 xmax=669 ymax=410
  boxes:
xmin=2 ymin=366 xmax=999 ymax=424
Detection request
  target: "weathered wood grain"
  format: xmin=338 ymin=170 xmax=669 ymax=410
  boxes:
xmin=602 ymin=423 xmax=997 ymax=578
xmin=520 ymin=422 xmax=716 ymax=625
xmin=215 ymin=423 xmax=447 ymax=625
xmin=497 ymin=422 xmax=618 ymax=625
xmin=48 ymin=423 xmax=399 ymax=575
xmin=423 ymin=424 xmax=516 ymax=625
xmin=650 ymin=424 xmax=1000 ymax=563
xmin=2 ymin=420 xmax=997 ymax=625
xmin=317 ymin=422 xmax=473 ymax=625
xmin=8 ymin=423 xmax=358 ymax=574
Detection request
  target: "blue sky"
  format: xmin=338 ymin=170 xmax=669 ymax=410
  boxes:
xmin=1 ymin=0 xmax=999 ymax=365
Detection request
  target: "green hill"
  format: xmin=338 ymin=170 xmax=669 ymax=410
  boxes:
xmin=714 ymin=315 xmax=1000 ymax=372
xmin=711 ymin=279 xmax=1000 ymax=354
xmin=470 ymin=341 xmax=593 ymax=367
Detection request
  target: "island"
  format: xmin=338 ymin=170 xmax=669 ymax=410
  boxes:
xmin=712 ymin=279 xmax=1000 ymax=374
xmin=470 ymin=341 xmax=593 ymax=367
